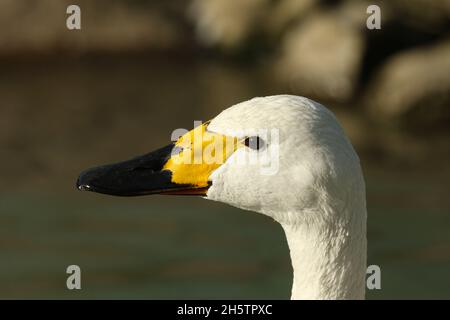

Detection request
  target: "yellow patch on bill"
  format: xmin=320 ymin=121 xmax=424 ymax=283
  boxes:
xmin=163 ymin=124 xmax=240 ymax=187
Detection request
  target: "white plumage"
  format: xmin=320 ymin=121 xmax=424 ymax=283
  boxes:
xmin=77 ymin=94 xmax=367 ymax=299
xmin=206 ymin=95 xmax=367 ymax=299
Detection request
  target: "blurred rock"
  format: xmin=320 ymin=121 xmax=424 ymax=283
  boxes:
xmin=189 ymin=0 xmax=269 ymax=49
xmin=389 ymin=0 xmax=450 ymax=32
xmin=0 ymin=0 xmax=184 ymax=55
xmin=366 ymin=40 xmax=450 ymax=128
xmin=277 ymin=6 xmax=366 ymax=102
xmin=266 ymin=0 xmax=317 ymax=36
xmin=333 ymin=108 xmax=374 ymax=149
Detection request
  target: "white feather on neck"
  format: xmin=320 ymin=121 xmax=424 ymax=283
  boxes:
xmin=282 ymin=212 xmax=366 ymax=300
xmin=206 ymin=95 xmax=368 ymax=299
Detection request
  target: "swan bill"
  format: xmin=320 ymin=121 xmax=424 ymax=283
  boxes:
xmin=76 ymin=123 xmax=238 ymax=197
xmin=76 ymin=143 xmax=209 ymax=197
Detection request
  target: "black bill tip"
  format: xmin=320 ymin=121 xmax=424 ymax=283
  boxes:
xmin=77 ymin=183 xmax=91 ymax=192
xmin=75 ymin=143 xmax=203 ymax=197
xmin=76 ymin=164 xmax=117 ymax=195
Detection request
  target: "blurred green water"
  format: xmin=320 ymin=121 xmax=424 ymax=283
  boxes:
xmin=0 ymin=56 xmax=449 ymax=299
xmin=0 ymin=194 xmax=289 ymax=299
xmin=0 ymin=166 xmax=449 ymax=299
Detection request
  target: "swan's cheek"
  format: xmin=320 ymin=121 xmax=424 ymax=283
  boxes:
xmin=206 ymin=161 xmax=263 ymax=211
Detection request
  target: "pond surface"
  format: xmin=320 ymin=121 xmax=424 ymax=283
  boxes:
xmin=0 ymin=56 xmax=449 ymax=299
xmin=1 ymin=166 xmax=450 ymax=299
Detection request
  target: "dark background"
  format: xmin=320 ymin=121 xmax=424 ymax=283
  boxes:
xmin=0 ymin=0 xmax=449 ymax=299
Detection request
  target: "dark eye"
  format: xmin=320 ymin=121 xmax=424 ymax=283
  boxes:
xmin=244 ymin=136 xmax=265 ymax=150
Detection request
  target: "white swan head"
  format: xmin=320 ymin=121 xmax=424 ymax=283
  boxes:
xmin=205 ymin=95 xmax=365 ymax=226
xmin=77 ymin=95 xmax=367 ymax=299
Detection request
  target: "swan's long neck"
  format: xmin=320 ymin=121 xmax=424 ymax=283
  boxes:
xmin=282 ymin=218 xmax=366 ymax=300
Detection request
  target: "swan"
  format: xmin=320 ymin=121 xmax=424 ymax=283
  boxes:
xmin=77 ymin=95 xmax=367 ymax=300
